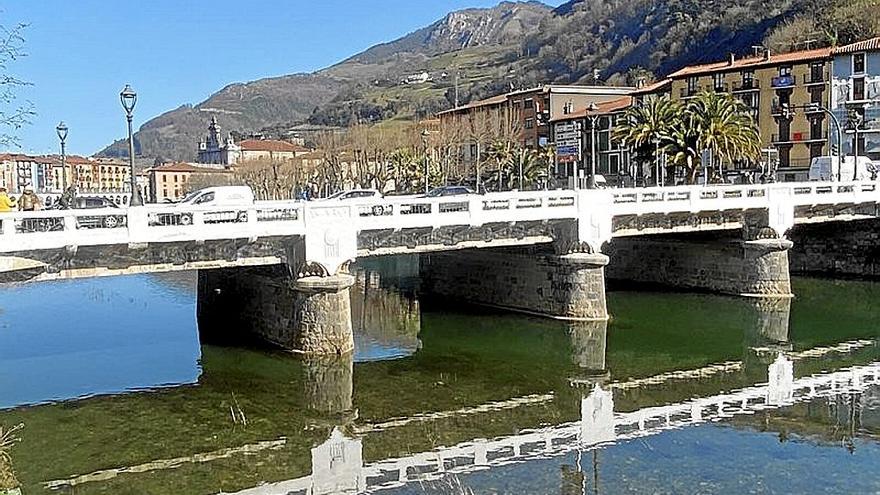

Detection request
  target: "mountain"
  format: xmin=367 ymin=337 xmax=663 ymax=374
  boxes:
xmin=98 ymin=0 xmax=879 ymax=162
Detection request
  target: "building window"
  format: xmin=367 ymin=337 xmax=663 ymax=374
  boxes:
xmin=779 ymin=146 xmax=791 ymax=168
xmin=741 ymin=70 xmax=754 ymax=88
xmin=712 ymin=73 xmax=725 ymax=91
xmin=810 ymin=143 xmax=824 ymax=160
xmin=524 ymin=118 xmax=535 ymax=129
xmin=809 ymin=62 xmax=824 ymax=83
xmin=563 ymin=101 xmax=574 ymax=115
xmin=853 ymin=53 xmax=866 ymax=74
xmin=162 ymin=175 xmax=167 ymax=183
xmin=523 ymin=98 xmax=534 ymax=111
xmin=687 ymin=77 xmax=699 ymax=95
xmin=810 ymin=117 xmax=824 ymax=140
xmin=853 ymin=77 xmax=866 ymax=101
xmin=779 ymin=66 xmax=792 ymax=77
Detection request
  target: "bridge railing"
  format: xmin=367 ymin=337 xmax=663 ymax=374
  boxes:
xmin=610 ymin=181 xmax=880 ymax=216
xmin=0 ymin=202 xmax=307 ymax=253
xmin=351 ymin=190 xmax=580 ymax=231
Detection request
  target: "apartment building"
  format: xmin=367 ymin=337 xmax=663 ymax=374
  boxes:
xmin=437 ymin=85 xmax=633 ymax=164
xmin=148 ymin=162 xmax=233 ymax=203
xmin=667 ymin=47 xmax=833 ymax=180
xmin=831 ymin=37 xmax=880 ymax=161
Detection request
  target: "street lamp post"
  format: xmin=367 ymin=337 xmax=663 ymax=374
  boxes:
xmin=848 ymin=108 xmax=865 ymax=181
xmin=120 ymin=84 xmax=142 ymax=206
xmin=421 ymin=128 xmax=430 ymax=194
xmin=587 ymin=102 xmax=599 ymax=189
xmin=56 ymin=122 xmax=68 ymax=194
xmin=785 ymin=103 xmax=844 ymax=181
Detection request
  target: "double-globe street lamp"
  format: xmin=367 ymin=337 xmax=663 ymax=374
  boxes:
xmin=56 ymin=122 xmax=68 ymax=195
xmin=120 ymin=84 xmax=143 ymax=206
xmin=421 ymin=128 xmax=430 ymax=194
xmin=586 ymin=102 xmax=600 ymax=189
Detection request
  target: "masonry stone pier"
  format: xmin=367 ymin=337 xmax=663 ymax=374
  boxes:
xmin=197 ymin=265 xmax=354 ymax=355
xmin=605 ymin=233 xmax=793 ymax=298
xmin=789 ymin=218 xmax=880 ymax=278
xmin=420 ymin=246 xmax=609 ymax=321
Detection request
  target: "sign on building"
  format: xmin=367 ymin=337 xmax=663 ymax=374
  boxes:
xmin=555 ymin=121 xmax=582 ymax=163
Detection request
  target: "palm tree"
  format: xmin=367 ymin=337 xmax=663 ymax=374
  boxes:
xmin=488 ymin=139 xmax=515 ymax=191
xmin=686 ymin=92 xmax=761 ymax=182
xmin=509 ymin=148 xmax=543 ymax=189
xmin=614 ymin=96 xmax=682 ymax=183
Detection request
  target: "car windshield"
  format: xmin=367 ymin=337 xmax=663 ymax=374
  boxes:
xmin=426 ymin=188 xmax=445 ymax=197
xmin=324 ymin=191 xmax=346 ymax=200
xmin=179 ymin=190 xmax=204 ymax=203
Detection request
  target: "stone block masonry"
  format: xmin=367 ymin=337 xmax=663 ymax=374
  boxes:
xmin=420 ymin=247 xmax=609 ymax=321
xmin=198 ymin=266 xmax=354 ymax=355
xmin=789 ymin=218 xmax=880 ymax=278
xmin=605 ymin=235 xmax=792 ymax=298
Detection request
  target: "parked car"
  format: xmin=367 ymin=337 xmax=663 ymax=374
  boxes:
xmin=809 ymin=156 xmax=876 ymax=181
xmin=422 ymin=186 xmax=474 ymax=198
xmin=322 ymin=189 xmax=389 ymax=216
xmin=150 ymin=186 xmax=255 ymax=226
xmin=321 ymin=189 xmax=383 ymax=201
xmin=47 ymin=196 xmax=127 ymax=229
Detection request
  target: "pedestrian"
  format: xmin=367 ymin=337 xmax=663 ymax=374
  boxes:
xmin=0 ymin=186 xmax=16 ymax=212
xmin=18 ymin=186 xmax=42 ymax=211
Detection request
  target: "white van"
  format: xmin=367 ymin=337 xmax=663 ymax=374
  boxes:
xmin=178 ymin=186 xmax=255 ymax=207
xmin=809 ymin=156 xmax=876 ymax=181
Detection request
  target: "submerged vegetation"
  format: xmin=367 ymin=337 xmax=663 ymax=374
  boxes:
xmin=0 ymin=423 xmax=23 ymax=490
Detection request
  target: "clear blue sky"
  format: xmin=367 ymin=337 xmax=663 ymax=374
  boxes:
xmin=2 ymin=0 xmax=563 ymax=156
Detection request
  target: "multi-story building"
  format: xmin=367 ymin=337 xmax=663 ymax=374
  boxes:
xmin=667 ymin=47 xmax=833 ymax=181
xmin=148 ymin=162 xmax=234 ymax=203
xmin=831 ymin=37 xmax=880 ymax=162
xmin=550 ymin=97 xmax=637 ymax=187
xmin=437 ymin=85 xmax=633 ymax=164
xmin=0 ymin=153 xmax=55 ymax=193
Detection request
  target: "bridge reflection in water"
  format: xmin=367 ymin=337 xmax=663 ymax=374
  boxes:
xmin=4 ymin=273 xmax=880 ymax=494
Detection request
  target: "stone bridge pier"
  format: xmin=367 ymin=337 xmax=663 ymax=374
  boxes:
xmin=420 ymin=245 xmax=610 ymax=321
xmin=197 ymin=265 xmax=355 ymax=356
xmin=604 ymin=231 xmax=793 ymax=298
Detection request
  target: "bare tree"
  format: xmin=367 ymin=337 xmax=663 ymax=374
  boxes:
xmin=0 ymin=23 xmax=34 ymax=147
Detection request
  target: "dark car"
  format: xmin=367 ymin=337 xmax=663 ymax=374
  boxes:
xmin=423 ymin=186 xmax=474 ymax=198
xmin=48 ymin=196 xmax=127 ymax=229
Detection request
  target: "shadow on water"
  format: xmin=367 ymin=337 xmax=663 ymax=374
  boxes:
xmin=0 ymin=255 xmax=879 ymax=493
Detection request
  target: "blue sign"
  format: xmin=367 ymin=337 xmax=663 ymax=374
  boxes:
xmin=557 ymin=145 xmax=579 ymax=157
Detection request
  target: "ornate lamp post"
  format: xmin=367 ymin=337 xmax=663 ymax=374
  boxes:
xmin=421 ymin=128 xmax=430 ymax=194
xmin=56 ymin=121 xmax=68 ymax=194
xmin=120 ymin=84 xmax=142 ymax=206
xmin=586 ymin=102 xmax=600 ymax=189
xmin=847 ymin=108 xmax=865 ymax=181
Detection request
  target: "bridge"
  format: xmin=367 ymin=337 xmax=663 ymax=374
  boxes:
xmin=4 ymin=180 xmax=880 ymax=354
xmin=222 ymin=357 xmax=880 ymax=495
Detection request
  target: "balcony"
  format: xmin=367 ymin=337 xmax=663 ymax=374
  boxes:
xmin=771 ymin=75 xmax=796 ymax=89
xmin=771 ymin=132 xmax=827 ymax=144
xmin=732 ymin=80 xmax=760 ymax=92
xmin=770 ymin=103 xmax=791 ymax=117
xmin=803 ymin=72 xmax=828 ymax=86
xmin=713 ymin=82 xmax=729 ymax=93
xmin=680 ymin=87 xmax=702 ymax=98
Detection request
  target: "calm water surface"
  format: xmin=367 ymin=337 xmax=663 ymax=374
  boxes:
xmin=0 ymin=258 xmax=878 ymax=494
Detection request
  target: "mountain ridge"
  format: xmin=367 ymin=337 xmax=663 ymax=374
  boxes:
xmin=98 ymin=0 xmax=878 ymax=162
